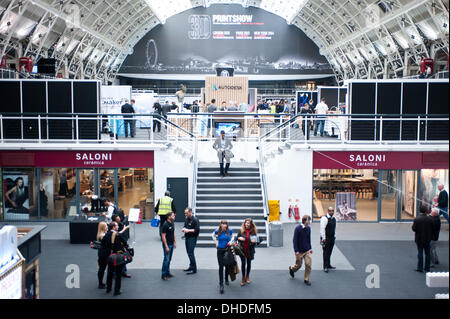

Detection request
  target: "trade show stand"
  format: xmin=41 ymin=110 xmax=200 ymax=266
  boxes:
xmin=69 ymin=216 xmax=106 ymax=244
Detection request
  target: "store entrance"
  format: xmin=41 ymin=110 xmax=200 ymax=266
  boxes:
xmin=379 ymin=170 xmax=418 ymax=221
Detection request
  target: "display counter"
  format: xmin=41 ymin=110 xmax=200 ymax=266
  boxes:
xmin=69 ymin=216 xmax=106 ymax=244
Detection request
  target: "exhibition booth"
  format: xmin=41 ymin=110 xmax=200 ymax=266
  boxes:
xmin=313 ymin=151 xmax=449 ymax=222
xmin=0 ymin=151 xmax=155 ymax=222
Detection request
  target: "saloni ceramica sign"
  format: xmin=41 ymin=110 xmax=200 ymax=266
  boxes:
xmin=313 ymin=151 xmax=449 ymax=169
xmin=0 ymin=151 xmax=154 ymax=168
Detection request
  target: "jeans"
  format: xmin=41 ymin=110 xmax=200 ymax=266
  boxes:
xmin=217 ymin=248 xmax=230 ymax=285
xmin=439 ymin=207 xmax=449 ymax=223
xmin=430 ymin=240 xmax=439 ymax=265
xmin=240 ymin=256 xmax=252 ymax=278
xmin=416 ymin=242 xmax=431 ymax=271
xmin=322 ymin=238 xmax=335 ymax=269
xmin=185 ymin=237 xmax=197 ymax=272
xmin=162 ymin=243 xmax=174 ymax=278
xmin=314 ymin=119 xmax=325 ymax=136
xmin=124 ymin=119 xmax=135 ymax=137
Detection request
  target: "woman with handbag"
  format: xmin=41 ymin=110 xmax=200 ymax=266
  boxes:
xmin=105 ymin=221 xmax=128 ymax=296
xmin=237 ymin=218 xmax=258 ymax=286
xmin=96 ymin=222 xmax=109 ymax=289
xmin=212 ymin=220 xmax=233 ymax=294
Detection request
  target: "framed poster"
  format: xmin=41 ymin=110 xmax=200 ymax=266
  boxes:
xmin=335 ymin=192 xmax=357 ymax=221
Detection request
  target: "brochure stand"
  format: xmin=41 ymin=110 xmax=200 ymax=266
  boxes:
xmin=128 ymin=208 xmax=141 ymax=245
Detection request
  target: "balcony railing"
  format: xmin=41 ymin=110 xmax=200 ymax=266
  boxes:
xmin=0 ymin=113 xmax=448 ymax=146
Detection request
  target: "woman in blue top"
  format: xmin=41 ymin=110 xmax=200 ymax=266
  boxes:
xmin=212 ymin=220 xmax=233 ymax=294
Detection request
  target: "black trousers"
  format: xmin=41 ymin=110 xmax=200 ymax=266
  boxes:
xmin=217 ymin=248 xmax=230 ymax=285
xmin=185 ymin=237 xmax=197 ymax=272
xmin=124 ymin=119 xmax=135 ymax=137
xmin=106 ymin=264 xmax=124 ymax=293
xmin=98 ymin=257 xmax=108 ymax=286
xmin=240 ymin=255 xmax=252 ymax=278
xmin=219 ymin=163 xmax=230 ymax=175
xmin=322 ymin=238 xmax=335 ymax=269
xmin=153 ymin=119 xmax=161 ymax=132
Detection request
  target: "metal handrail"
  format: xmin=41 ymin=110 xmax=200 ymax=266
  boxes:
xmin=257 ymin=140 xmax=270 ymax=247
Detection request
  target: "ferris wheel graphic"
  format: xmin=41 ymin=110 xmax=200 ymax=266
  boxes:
xmin=145 ymin=39 xmax=158 ymax=68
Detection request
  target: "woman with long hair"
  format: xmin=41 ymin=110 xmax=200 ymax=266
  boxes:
xmin=212 ymin=220 xmax=233 ymax=294
xmin=237 ymin=218 xmax=258 ymax=286
xmin=96 ymin=221 xmax=109 ymax=289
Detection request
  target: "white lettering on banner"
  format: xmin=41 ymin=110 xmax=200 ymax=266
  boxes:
xmin=212 ymin=15 xmax=253 ymax=24
xmin=75 ymin=153 xmax=112 ymax=166
xmin=349 ymin=154 xmax=386 ymax=167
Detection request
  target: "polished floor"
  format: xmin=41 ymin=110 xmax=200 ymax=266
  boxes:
xmin=15 ymin=221 xmax=448 ymax=299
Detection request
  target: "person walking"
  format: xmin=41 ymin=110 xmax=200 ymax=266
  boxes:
xmin=430 ymin=207 xmax=441 ymax=267
xmin=153 ymin=99 xmax=163 ymax=133
xmin=207 ymin=99 xmax=217 ymax=137
xmin=320 ymin=207 xmax=337 ymax=273
xmin=300 ymin=103 xmax=313 ymax=139
xmin=289 ymin=215 xmax=313 ymax=286
xmin=314 ymin=98 xmax=328 ymax=137
xmin=435 ymin=183 xmax=449 ymax=222
xmin=237 ymin=218 xmax=258 ymax=286
xmin=212 ymin=220 xmax=233 ymax=294
xmin=161 ymin=212 xmax=176 ymax=280
xmin=182 ymin=207 xmax=200 ymax=275
xmin=155 ymin=190 xmax=176 ymax=236
xmin=121 ymin=99 xmax=135 ymax=138
xmin=412 ymin=206 xmax=434 ymax=272
xmin=212 ymin=130 xmax=233 ymax=177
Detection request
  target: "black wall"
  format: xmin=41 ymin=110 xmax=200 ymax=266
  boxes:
xmin=0 ymin=80 xmax=100 ymax=140
xmin=349 ymin=80 xmax=449 ymax=141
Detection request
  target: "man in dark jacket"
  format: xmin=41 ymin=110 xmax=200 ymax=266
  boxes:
xmin=153 ymin=100 xmax=163 ymax=132
xmin=121 ymin=100 xmax=135 ymax=138
xmin=435 ymin=184 xmax=449 ymax=222
xmin=430 ymin=207 xmax=441 ymax=267
xmin=300 ymin=103 xmax=313 ymax=139
xmin=289 ymin=215 xmax=312 ymax=286
xmin=412 ymin=206 xmax=434 ymax=272
xmin=182 ymin=207 xmax=200 ymax=274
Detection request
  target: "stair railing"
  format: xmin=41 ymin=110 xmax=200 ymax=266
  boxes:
xmin=257 ymin=137 xmax=271 ymax=247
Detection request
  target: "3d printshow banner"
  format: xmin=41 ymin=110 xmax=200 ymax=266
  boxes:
xmin=120 ymin=4 xmax=333 ymax=76
xmin=0 ymin=151 xmax=154 ymax=168
xmin=313 ymin=151 xmax=449 ymax=170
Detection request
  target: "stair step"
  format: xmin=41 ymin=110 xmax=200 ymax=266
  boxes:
xmin=195 ymin=213 xmax=265 ymax=219
xmin=197 ymin=189 xmax=262 ymax=194
xmin=196 ymin=219 xmax=266 ymax=226
xmin=197 ymin=178 xmax=261 ymax=183
xmin=196 ymin=207 xmax=264 ymax=212
xmin=198 ymin=167 xmax=259 ymax=171
xmin=197 ymin=183 xmax=261 ymax=189
xmin=198 ymin=172 xmax=260 ymax=177
xmin=197 ymin=202 xmax=263 ymax=207
xmin=197 ymin=195 xmax=263 ymax=200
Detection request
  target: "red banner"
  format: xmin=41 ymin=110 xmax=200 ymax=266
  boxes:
xmin=0 ymin=151 xmax=154 ymax=168
xmin=313 ymin=151 xmax=448 ymax=170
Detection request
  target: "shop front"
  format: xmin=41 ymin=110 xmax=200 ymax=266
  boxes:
xmin=0 ymin=151 xmax=155 ymax=221
xmin=313 ymin=151 xmax=449 ymax=222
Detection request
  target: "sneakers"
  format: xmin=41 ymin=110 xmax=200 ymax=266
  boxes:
xmin=304 ymin=280 xmax=311 ymax=286
xmin=289 ymin=267 xmax=295 ymax=278
xmin=220 ymin=285 xmax=224 ymax=294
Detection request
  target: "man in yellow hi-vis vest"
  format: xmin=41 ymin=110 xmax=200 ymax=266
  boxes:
xmin=155 ymin=190 xmax=176 ymax=235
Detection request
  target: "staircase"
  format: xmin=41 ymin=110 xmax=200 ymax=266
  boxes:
xmin=194 ymin=163 xmax=268 ymax=247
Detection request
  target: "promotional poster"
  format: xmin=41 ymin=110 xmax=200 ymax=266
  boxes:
xmin=335 ymin=192 xmax=357 ymax=221
xmin=120 ymin=4 xmax=333 ymax=76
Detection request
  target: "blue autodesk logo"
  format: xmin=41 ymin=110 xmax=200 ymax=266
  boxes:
xmin=213 ymin=84 xmax=218 ymax=91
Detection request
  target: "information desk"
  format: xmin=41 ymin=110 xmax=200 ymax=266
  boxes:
xmin=69 ymin=216 xmax=106 ymax=244
xmin=69 ymin=216 xmax=129 ymax=244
